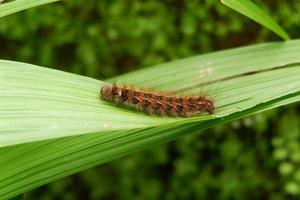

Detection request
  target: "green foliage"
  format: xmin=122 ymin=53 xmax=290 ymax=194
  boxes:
xmin=273 ymin=107 xmax=300 ymax=196
xmin=0 ymin=0 xmax=251 ymax=78
xmin=0 ymin=0 xmax=299 ymax=200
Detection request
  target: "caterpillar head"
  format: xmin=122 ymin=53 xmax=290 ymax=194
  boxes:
xmin=100 ymin=84 xmax=115 ymax=101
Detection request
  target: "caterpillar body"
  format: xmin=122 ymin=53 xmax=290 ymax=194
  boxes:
xmin=100 ymin=84 xmax=214 ymax=117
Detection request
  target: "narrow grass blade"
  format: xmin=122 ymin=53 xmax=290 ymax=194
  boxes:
xmin=221 ymin=0 xmax=290 ymax=40
xmin=0 ymin=0 xmax=59 ymax=18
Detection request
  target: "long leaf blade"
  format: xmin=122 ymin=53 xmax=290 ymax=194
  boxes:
xmin=0 ymin=0 xmax=59 ymax=18
xmin=1 ymin=40 xmax=300 ymax=199
xmin=221 ymin=0 xmax=290 ymax=40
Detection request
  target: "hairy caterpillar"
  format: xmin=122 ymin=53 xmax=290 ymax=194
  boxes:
xmin=100 ymin=84 xmax=214 ymax=117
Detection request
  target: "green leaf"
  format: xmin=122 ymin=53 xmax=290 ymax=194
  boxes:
xmin=221 ymin=0 xmax=290 ymax=40
xmin=1 ymin=40 xmax=300 ymax=199
xmin=0 ymin=0 xmax=59 ymax=18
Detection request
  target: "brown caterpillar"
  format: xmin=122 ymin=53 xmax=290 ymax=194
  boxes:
xmin=100 ymin=84 xmax=214 ymax=117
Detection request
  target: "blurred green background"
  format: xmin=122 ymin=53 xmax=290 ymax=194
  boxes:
xmin=1 ymin=0 xmax=300 ymax=199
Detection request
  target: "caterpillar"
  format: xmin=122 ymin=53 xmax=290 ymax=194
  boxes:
xmin=100 ymin=84 xmax=214 ymax=117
